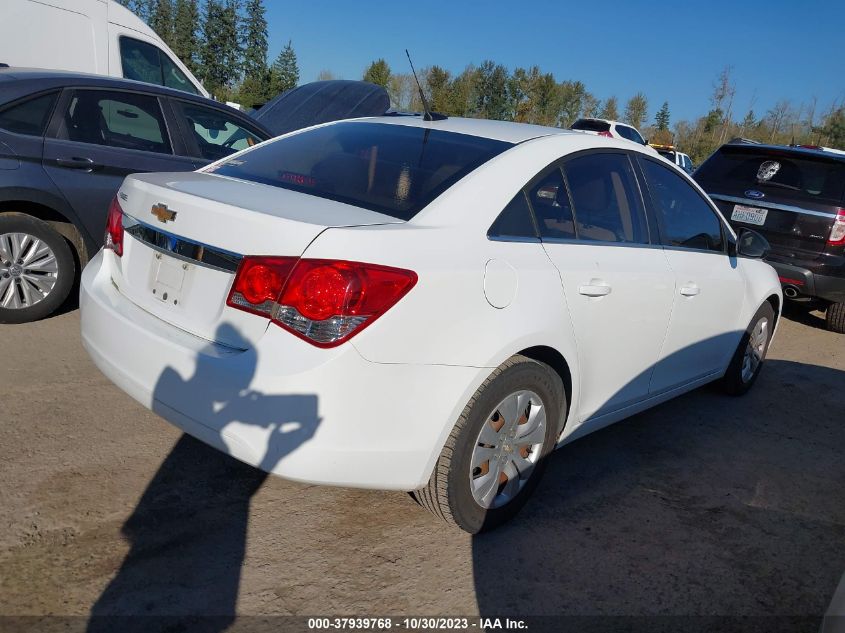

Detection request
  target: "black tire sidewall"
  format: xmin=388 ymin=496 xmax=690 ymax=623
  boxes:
xmin=0 ymin=214 xmax=76 ymax=324
xmin=448 ymin=360 xmax=563 ymax=533
xmin=723 ymin=302 xmax=776 ymax=395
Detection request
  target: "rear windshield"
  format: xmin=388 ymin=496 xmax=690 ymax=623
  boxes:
xmin=209 ymin=121 xmax=513 ymax=220
xmin=695 ymin=146 xmax=845 ymax=204
xmin=571 ymin=119 xmax=611 ymax=133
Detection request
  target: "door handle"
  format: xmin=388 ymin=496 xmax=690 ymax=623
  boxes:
xmin=680 ymin=283 xmax=700 ymax=297
xmin=55 ymin=157 xmax=101 ymax=171
xmin=578 ymin=281 xmax=612 ymax=297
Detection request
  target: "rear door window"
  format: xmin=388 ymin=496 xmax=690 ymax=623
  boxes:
xmin=59 ymin=90 xmax=172 ymax=154
xmin=641 ymin=157 xmax=724 ymax=252
xmin=174 ymin=101 xmax=265 ymax=161
xmin=0 ymin=92 xmax=58 ymax=136
xmin=120 ymin=37 xmax=199 ymax=95
xmin=694 ymin=146 xmax=845 ymax=204
xmin=488 ymin=191 xmax=537 ymax=240
xmin=562 ymin=153 xmax=649 ymax=243
xmin=209 ymin=121 xmax=513 ymax=220
xmin=528 ymin=166 xmax=576 ymax=240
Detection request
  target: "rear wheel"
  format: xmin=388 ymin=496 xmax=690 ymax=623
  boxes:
xmin=413 ymin=355 xmax=564 ymax=533
xmin=0 ymin=214 xmax=75 ymax=324
xmin=826 ymin=302 xmax=845 ymax=334
xmin=721 ymin=302 xmax=775 ymax=395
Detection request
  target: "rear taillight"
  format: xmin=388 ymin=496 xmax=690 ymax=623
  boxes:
xmin=828 ymin=208 xmax=845 ymax=246
xmin=226 ymin=257 xmax=417 ymax=347
xmin=104 ymin=196 xmax=124 ymax=256
xmin=598 ymin=130 xmax=613 ymax=138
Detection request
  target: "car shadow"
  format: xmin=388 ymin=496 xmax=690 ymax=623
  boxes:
xmin=781 ymin=302 xmax=828 ymax=331
xmin=86 ymin=323 xmax=320 ymax=633
xmin=471 ymin=359 xmax=845 ymax=631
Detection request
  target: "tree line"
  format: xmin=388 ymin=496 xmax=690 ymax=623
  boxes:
xmin=120 ymin=1 xmax=844 ymax=160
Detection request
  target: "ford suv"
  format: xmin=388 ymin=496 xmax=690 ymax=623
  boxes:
xmin=694 ymin=143 xmax=845 ymax=332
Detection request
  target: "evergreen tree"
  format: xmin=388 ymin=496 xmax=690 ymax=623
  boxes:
xmin=740 ymin=110 xmax=756 ymax=134
xmin=655 ymin=101 xmax=670 ymax=131
xmin=199 ymin=0 xmax=228 ymax=94
xmin=363 ymin=59 xmax=391 ymax=88
xmin=151 ymin=0 xmax=175 ymax=48
xmin=241 ymin=0 xmax=268 ymax=79
xmin=599 ymin=96 xmax=619 ymax=121
xmin=221 ymin=0 xmax=242 ymax=84
xmin=270 ymin=40 xmax=300 ymax=94
xmin=623 ymin=92 xmax=648 ymax=129
xmin=426 ymin=66 xmax=452 ymax=114
xmin=172 ymin=0 xmax=201 ymax=74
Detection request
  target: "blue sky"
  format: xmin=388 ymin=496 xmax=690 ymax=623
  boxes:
xmin=263 ymin=0 xmax=844 ymax=124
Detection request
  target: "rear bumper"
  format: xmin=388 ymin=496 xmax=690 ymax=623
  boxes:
xmin=765 ymin=258 xmax=845 ymax=304
xmin=80 ymin=250 xmax=488 ymax=490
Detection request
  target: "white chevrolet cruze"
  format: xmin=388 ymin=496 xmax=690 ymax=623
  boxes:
xmin=80 ymin=116 xmax=782 ymax=532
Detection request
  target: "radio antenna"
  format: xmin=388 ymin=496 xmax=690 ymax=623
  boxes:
xmin=405 ymin=49 xmax=446 ymax=121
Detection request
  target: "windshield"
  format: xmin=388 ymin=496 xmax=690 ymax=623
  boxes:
xmin=695 ymin=146 xmax=845 ymax=204
xmin=209 ymin=121 xmax=514 ymax=220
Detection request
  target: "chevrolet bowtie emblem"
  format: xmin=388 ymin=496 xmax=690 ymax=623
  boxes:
xmin=151 ymin=203 xmax=177 ymax=224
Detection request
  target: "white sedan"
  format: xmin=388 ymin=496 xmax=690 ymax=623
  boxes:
xmin=80 ymin=116 xmax=782 ymax=533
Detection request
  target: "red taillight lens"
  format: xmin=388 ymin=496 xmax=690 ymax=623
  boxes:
xmin=598 ymin=130 xmax=613 ymax=138
xmin=828 ymin=208 xmax=845 ymax=246
xmin=227 ymin=256 xmax=297 ymax=316
xmin=104 ymin=196 xmax=124 ymax=256
xmin=227 ymin=256 xmax=417 ymax=347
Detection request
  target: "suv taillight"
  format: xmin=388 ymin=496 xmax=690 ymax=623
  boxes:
xmin=829 ymin=208 xmax=845 ymax=246
xmin=227 ymin=256 xmax=417 ymax=347
xmin=104 ymin=196 xmax=124 ymax=256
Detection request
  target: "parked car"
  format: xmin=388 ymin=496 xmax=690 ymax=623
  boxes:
xmin=694 ymin=143 xmax=845 ymax=332
xmin=571 ymin=117 xmax=652 ymax=147
xmin=651 ymin=143 xmax=694 ymax=174
xmin=80 ymin=116 xmax=782 ymax=532
xmin=0 ymin=0 xmax=208 ymax=97
xmin=0 ymin=68 xmax=272 ymax=322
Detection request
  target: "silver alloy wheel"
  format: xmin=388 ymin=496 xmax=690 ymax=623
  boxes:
xmin=469 ymin=389 xmax=547 ymax=509
xmin=741 ymin=316 xmax=769 ymax=383
xmin=0 ymin=232 xmax=59 ymax=310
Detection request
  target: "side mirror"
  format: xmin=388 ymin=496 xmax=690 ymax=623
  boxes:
xmin=736 ymin=228 xmax=770 ymax=259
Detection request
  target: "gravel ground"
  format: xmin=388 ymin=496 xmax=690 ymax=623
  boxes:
xmin=0 ymin=305 xmax=843 ymax=631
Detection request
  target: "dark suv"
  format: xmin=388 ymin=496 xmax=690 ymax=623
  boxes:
xmin=0 ymin=69 xmax=272 ymax=323
xmin=695 ymin=143 xmax=845 ymax=333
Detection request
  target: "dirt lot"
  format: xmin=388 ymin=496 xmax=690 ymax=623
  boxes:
xmin=0 ymin=306 xmax=843 ymax=630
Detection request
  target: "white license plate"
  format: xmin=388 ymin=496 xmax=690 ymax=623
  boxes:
xmin=151 ymin=253 xmax=188 ymax=305
xmin=731 ymin=204 xmax=769 ymax=226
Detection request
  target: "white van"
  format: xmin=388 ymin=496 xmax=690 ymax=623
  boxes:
xmin=0 ymin=0 xmax=209 ymax=97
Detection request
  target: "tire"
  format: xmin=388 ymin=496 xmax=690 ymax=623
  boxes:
xmin=826 ymin=302 xmax=845 ymax=334
xmin=721 ymin=301 xmax=776 ymax=396
xmin=413 ymin=355 xmax=565 ymax=533
xmin=0 ymin=213 xmax=76 ymax=324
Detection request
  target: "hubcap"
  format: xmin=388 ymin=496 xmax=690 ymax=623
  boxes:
xmin=0 ymin=233 xmax=59 ymax=310
xmin=741 ymin=317 xmax=769 ymax=382
xmin=469 ymin=389 xmax=547 ymax=510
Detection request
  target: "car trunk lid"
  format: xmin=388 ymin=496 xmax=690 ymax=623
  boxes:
xmin=112 ymin=171 xmax=400 ymax=348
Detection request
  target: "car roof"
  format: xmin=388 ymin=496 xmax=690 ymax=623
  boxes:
xmin=0 ymin=67 xmax=267 ymax=123
xmin=354 ymin=114 xmax=579 ymax=144
xmin=718 ymin=141 xmax=845 ymax=163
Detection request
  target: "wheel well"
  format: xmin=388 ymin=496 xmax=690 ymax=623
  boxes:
xmin=0 ymin=201 xmax=89 ymax=267
xmin=517 ymin=345 xmax=572 ymax=418
xmin=765 ymin=294 xmax=780 ymax=327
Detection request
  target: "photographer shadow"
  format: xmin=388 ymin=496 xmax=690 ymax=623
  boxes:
xmin=87 ymin=323 xmax=320 ymax=633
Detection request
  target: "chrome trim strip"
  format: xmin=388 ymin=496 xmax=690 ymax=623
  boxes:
xmin=708 ymin=194 xmax=839 ymax=219
xmin=123 ymin=216 xmax=242 ymax=273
